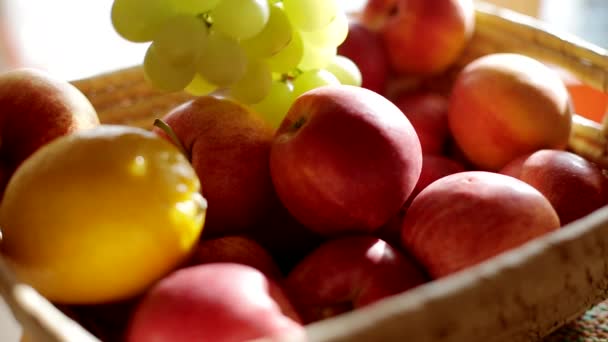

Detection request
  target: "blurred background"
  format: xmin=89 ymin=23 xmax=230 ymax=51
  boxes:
xmin=0 ymin=0 xmax=607 ymax=81
xmin=0 ymin=0 xmax=606 ymax=341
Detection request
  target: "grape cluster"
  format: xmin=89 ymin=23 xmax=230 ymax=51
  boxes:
xmin=111 ymin=0 xmax=362 ymax=127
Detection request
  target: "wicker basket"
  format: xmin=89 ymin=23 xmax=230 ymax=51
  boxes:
xmin=3 ymin=2 xmax=608 ymax=341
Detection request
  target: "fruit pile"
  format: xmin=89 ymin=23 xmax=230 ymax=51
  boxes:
xmin=1 ymin=0 xmax=608 ymax=342
xmin=111 ymin=0 xmax=362 ymax=128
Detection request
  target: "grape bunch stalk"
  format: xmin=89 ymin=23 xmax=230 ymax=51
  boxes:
xmin=111 ymin=0 xmax=362 ymax=127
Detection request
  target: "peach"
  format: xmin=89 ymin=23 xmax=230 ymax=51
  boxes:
xmin=401 ymin=171 xmax=560 ymax=278
xmin=448 ymin=53 xmax=573 ymax=171
xmin=362 ymin=0 xmax=475 ymax=75
xmin=0 ymin=68 xmax=99 ymax=197
xmin=153 ymin=96 xmax=276 ymax=237
xmin=500 ymin=149 xmax=608 ymax=226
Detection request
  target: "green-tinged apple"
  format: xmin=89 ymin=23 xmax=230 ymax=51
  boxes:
xmin=193 ymin=235 xmax=283 ymax=279
xmin=285 ymin=235 xmax=428 ymax=324
xmin=153 ymin=96 xmax=276 ymax=237
xmin=362 ymin=0 xmax=475 ymax=75
xmin=448 ymin=53 xmax=573 ymax=171
xmin=126 ymin=263 xmax=304 ymax=342
xmin=401 ymin=171 xmax=560 ymax=278
xmin=500 ymin=149 xmax=608 ymax=226
xmin=394 ymin=91 xmax=450 ymax=155
xmin=0 ymin=68 xmax=99 ymax=197
xmin=270 ymin=85 xmax=422 ymax=236
xmin=378 ymin=154 xmax=465 ymax=246
xmin=337 ymin=19 xmax=390 ymax=94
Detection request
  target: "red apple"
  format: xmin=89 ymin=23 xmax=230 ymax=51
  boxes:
xmin=126 ymin=263 xmax=304 ymax=342
xmin=378 ymin=154 xmax=466 ymax=246
xmin=394 ymin=91 xmax=450 ymax=155
xmin=401 ymin=171 xmax=560 ymax=278
xmin=500 ymin=149 xmax=608 ymax=226
xmin=153 ymin=96 xmax=276 ymax=237
xmin=337 ymin=19 xmax=390 ymax=94
xmin=285 ymin=235 xmax=428 ymax=324
xmin=193 ymin=235 xmax=283 ymax=279
xmin=270 ymin=85 xmax=422 ymax=236
xmin=411 ymin=155 xmax=466 ymax=201
xmin=362 ymin=0 xmax=475 ymax=75
xmin=0 ymin=68 xmax=99 ymax=197
xmin=448 ymin=53 xmax=573 ymax=171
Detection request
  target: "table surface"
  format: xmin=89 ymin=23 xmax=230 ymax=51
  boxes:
xmin=1 ymin=0 xmax=608 ymax=341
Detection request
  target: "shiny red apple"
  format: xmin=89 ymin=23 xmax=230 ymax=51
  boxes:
xmin=270 ymin=85 xmax=422 ymax=236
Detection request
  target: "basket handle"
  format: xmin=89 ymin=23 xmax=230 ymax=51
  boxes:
xmin=0 ymin=257 xmax=100 ymax=342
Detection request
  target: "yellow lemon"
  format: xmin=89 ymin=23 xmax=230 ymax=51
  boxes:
xmin=0 ymin=125 xmax=206 ymax=304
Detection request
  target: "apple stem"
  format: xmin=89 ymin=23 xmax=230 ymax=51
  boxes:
xmin=291 ymin=117 xmax=306 ymax=131
xmin=153 ymin=119 xmax=189 ymax=159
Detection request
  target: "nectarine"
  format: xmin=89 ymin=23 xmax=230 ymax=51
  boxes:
xmin=448 ymin=53 xmax=572 ymax=171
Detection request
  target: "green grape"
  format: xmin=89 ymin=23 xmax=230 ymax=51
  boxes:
xmin=251 ymin=80 xmax=295 ymax=129
xmin=325 ymin=55 xmax=362 ymax=87
xmin=229 ymin=60 xmax=272 ymax=104
xmin=196 ymin=30 xmax=248 ymax=87
xmin=271 ymin=72 xmax=284 ymax=81
xmin=266 ymin=31 xmax=303 ymax=74
xmin=283 ymin=0 xmax=338 ymax=32
xmin=292 ymin=69 xmax=340 ymax=99
xmin=185 ymin=73 xmax=217 ymax=96
xmin=298 ymin=41 xmax=337 ymax=71
xmin=210 ymin=0 xmax=269 ymax=40
xmin=241 ymin=3 xmax=292 ymax=59
xmin=172 ymin=0 xmax=222 ymax=14
xmin=143 ymin=44 xmax=196 ymax=92
xmin=111 ymin=0 xmax=178 ymax=42
xmin=153 ymin=15 xmax=208 ymax=66
xmin=300 ymin=11 xmax=349 ymax=48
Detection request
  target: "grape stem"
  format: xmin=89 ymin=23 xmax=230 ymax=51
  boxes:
xmin=197 ymin=12 xmax=213 ymax=28
xmin=153 ymin=119 xmax=190 ymax=159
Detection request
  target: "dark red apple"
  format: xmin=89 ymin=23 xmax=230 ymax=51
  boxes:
xmin=285 ymin=235 xmax=428 ymax=324
xmin=500 ymin=149 xmax=608 ymax=225
xmin=337 ymin=19 xmax=390 ymax=94
xmin=193 ymin=235 xmax=283 ymax=279
xmin=394 ymin=91 xmax=450 ymax=155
